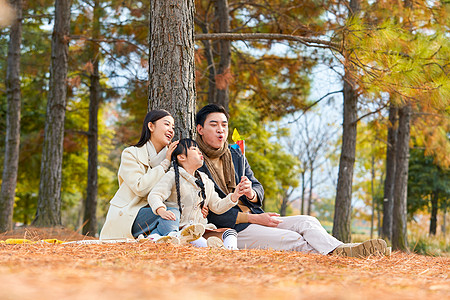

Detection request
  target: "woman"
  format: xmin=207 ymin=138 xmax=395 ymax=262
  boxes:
xmin=99 ymin=110 xmax=179 ymax=240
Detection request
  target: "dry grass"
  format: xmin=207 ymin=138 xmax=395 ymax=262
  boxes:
xmin=0 ymin=227 xmax=448 ymax=300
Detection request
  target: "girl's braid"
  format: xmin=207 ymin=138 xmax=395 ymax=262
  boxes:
xmin=172 ymin=158 xmax=182 ymax=214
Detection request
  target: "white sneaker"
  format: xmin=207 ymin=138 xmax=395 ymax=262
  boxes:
xmin=206 ymin=236 xmax=225 ymax=249
xmin=176 ymin=224 xmax=205 ymax=244
xmin=155 ymin=235 xmax=180 ymax=245
xmin=139 ymin=233 xmax=180 ymax=245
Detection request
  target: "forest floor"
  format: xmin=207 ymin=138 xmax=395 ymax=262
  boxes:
xmin=0 ymin=227 xmax=449 ymax=300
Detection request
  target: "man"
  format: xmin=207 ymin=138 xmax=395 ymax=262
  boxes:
xmin=196 ymin=104 xmax=388 ymax=257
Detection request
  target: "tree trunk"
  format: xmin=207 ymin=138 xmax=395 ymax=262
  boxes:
xmin=83 ymin=0 xmax=100 ymax=237
xmin=332 ymin=0 xmax=360 ymax=243
xmin=307 ymin=167 xmax=313 ymax=215
xmin=301 ymin=171 xmax=305 ymax=215
xmin=148 ymin=0 xmax=196 ymax=139
xmin=0 ymin=0 xmax=23 ymax=232
xmin=429 ymin=191 xmax=438 ymax=236
xmin=213 ymin=0 xmax=231 ymax=110
xmin=382 ymin=103 xmax=398 ymax=241
xmin=33 ymin=0 xmax=71 ymax=227
xmin=442 ymin=199 xmax=447 ymax=237
xmin=392 ymin=104 xmax=411 ymax=251
xmin=370 ymin=154 xmax=375 ymax=239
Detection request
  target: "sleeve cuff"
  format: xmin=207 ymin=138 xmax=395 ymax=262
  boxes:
xmin=160 ymin=159 xmax=171 ymax=172
xmin=236 ymin=212 xmax=249 ymax=224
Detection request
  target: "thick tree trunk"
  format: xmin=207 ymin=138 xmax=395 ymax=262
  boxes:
xmin=382 ymin=104 xmax=398 ymax=241
xmin=83 ymin=0 xmax=100 ymax=236
xmin=148 ymin=0 xmax=196 ymax=139
xmin=429 ymin=191 xmax=438 ymax=236
xmin=213 ymin=0 xmax=231 ymax=110
xmin=0 ymin=0 xmax=23 ymax=232
xmin=392 ymin=104 xmax=411 ymax=251
xmin=332 ymin=73 xmax=357 ymax=242
xmin=33 ymin=0 xmax=71 ymax=227
xmin=332 ymin=0 xmax=360 ymax=243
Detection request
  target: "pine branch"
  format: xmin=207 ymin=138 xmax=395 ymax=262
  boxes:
xmin=195 ymin=33 xmax=340 ymax=51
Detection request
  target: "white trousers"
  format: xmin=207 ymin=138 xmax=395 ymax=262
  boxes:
xmin=237 ymin=215 xmax=343 ymax=255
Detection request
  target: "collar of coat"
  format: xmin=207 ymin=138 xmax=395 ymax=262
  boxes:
xmin=135 ymin=141 xmax=167 ymax=168
xmin=171 ymin=166 xmax=207 ymax=190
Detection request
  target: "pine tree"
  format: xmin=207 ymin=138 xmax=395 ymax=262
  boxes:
xmin=33 ymin=0 xmax=71 ymax=226
xmin=0 ymin=0 xmax=23 ymax=232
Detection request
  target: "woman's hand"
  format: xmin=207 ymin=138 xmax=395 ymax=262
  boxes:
xmin=156 ymin=207 xmax=177 ymax=221
xmin=165 ymin=140 xmax=179 ymax=161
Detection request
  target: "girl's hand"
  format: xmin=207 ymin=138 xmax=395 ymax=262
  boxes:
xmin=201 ymin=205 xmax=209 ymax=218
xmin=156 ymin=207 xmax=177 ymax=221
xmin=165 ymin=140 xmax=179 ymax=161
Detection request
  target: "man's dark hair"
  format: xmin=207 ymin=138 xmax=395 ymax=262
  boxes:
xmin=195 ymin=104 xmax=229 ymax=127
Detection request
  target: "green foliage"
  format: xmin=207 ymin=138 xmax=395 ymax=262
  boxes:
xmin=407 ymin=147 xmax=450 ymax=216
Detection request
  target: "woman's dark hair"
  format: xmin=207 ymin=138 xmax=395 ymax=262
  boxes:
xmin=195 ymin=104 xmax=229 ymax=127
xmin=171 ymin=138 xmax=206 ymax=214
xmin=133 ymin=109 xmax=172 ymax=147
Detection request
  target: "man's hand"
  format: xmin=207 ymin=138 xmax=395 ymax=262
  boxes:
xmin=238 ymin=176 xmax=256 ymax=201
xmin=156 ymin=207 xmax=177 ymax=221
xmin=247 ymin=212 xmax=281 ymax=227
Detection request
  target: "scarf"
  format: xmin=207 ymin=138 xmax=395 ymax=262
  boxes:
xmin=145 ymin=140 xmax=167 ymax=168
xmin=196 ymin=135 xmax=236 ymax=194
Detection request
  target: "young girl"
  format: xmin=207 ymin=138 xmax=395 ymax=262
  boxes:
xmin=147 ymin=139 xmax=244 ymax=249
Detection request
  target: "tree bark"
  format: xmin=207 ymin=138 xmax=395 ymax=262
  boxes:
xmin=382 ymin=104 xmax=398 ymax=241
xmin=429 ymin=191 xmax=438 ymax=236
xmin=307 ymin=168 xmax=313 ymax=215
xmin=83 ymin=0 xmax=100 ymax=237
xmin=370 ymin=154 xmax=375 ymax=239
xmin=332 ymin=0 xmax=360 ymax=243
xmin=33 ymin=0 xmax=71 ymax=227
xmin=392 ymin=104 xmax=411 ymax=251
xmin=213 ymin=0 xmax=231 ymax=110
xmin=0 ymin=0 xmax=23 ymax=232
xmin=301 ymin=170 xmax=305 ymax=215
xmin=148 ymin=0 xmax=196 ymax=139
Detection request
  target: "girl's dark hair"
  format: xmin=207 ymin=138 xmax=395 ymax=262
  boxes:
xmin=171 ymin=138 xmax=206 ymax=214
xmin=133 ymin=109 xmax=172 ymax=147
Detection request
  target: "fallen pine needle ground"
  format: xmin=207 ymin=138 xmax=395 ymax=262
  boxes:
xmin=0 ymin=227 xmax=448 ymax=300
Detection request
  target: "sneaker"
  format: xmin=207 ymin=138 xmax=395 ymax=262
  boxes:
xmin=333 ymin=239 xmax=387 ymax=258
xmin=155 ymin=235 xmax=180 ymax=245
xmin=206 ymin=236 xmax=225 ymax=249
xmin=138 ymin=233 xmax=180 ymax=245
xmin=177 ymin=224 xmax=205 ymax=244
